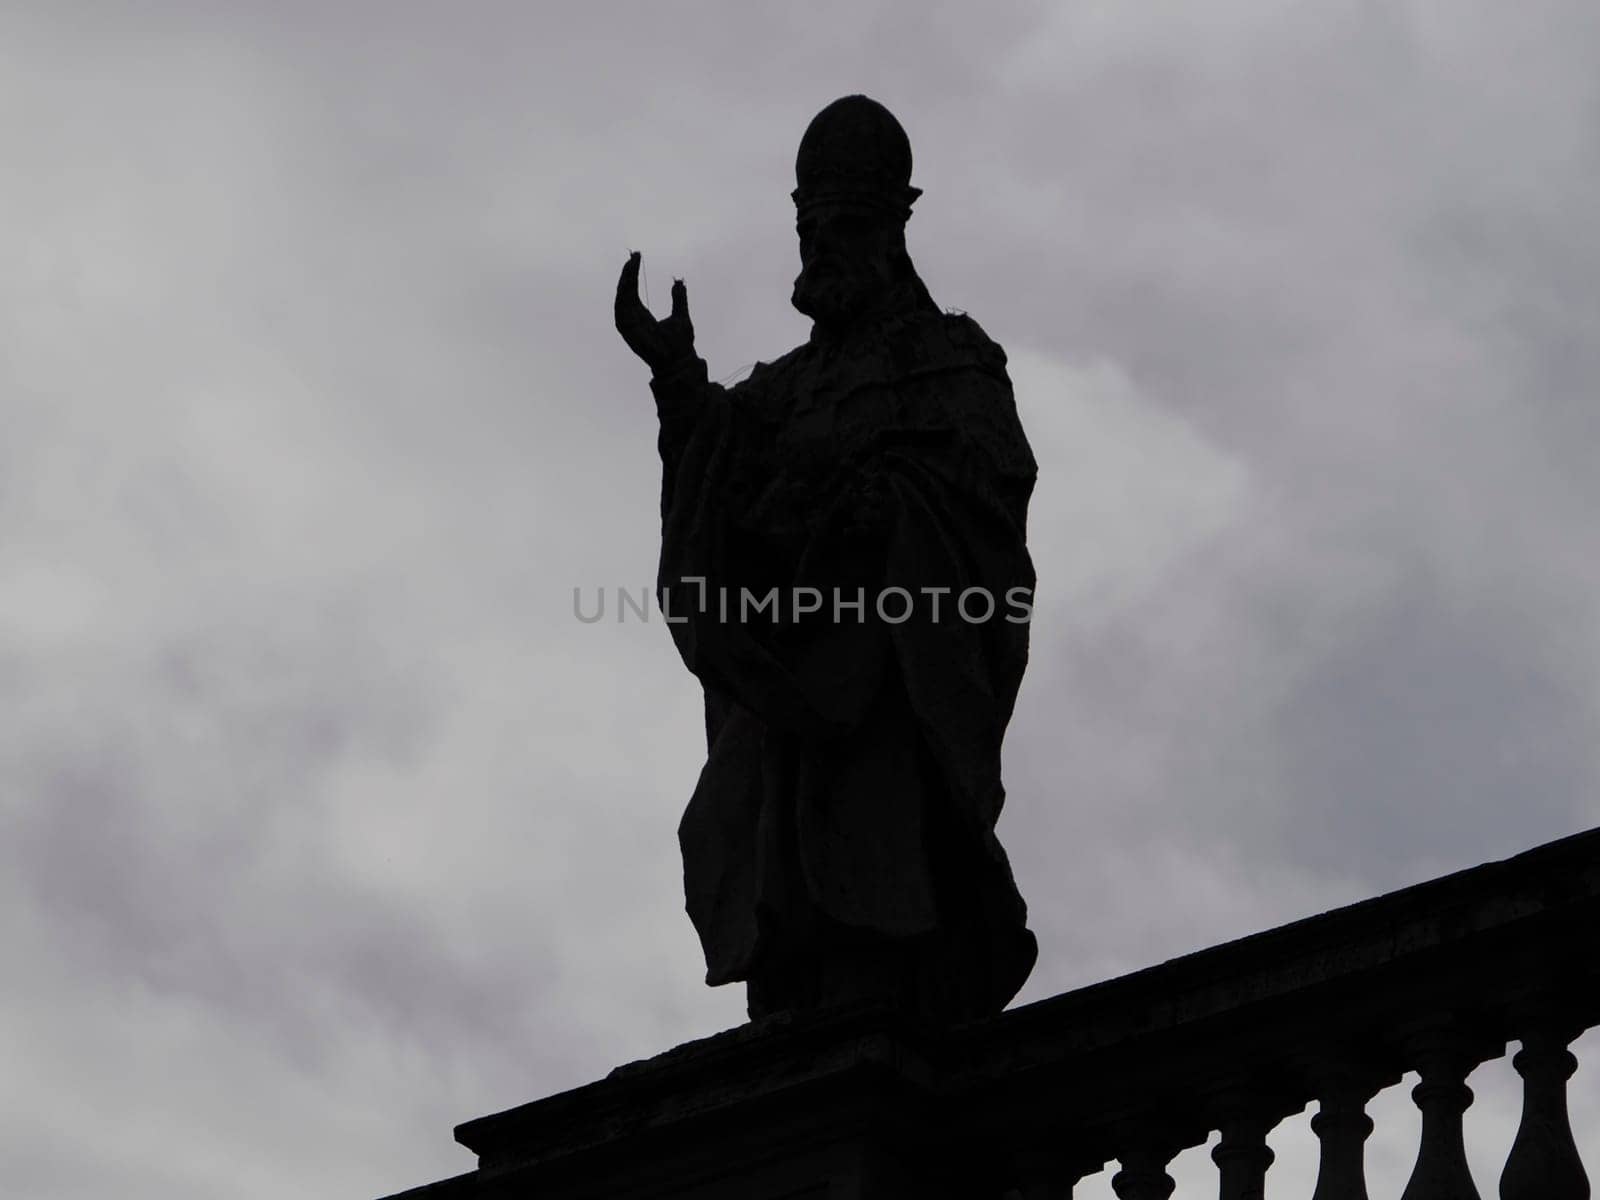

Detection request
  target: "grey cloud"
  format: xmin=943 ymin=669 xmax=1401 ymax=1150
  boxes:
xmin=2 ymin=3 xmax=1597 ymax=1197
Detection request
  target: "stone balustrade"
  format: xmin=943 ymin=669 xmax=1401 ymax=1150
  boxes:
xmin=378 ymin=826 xmax=1600 ymax=1200
xmin=969 ymin=826 xmax=1598 ymax=1200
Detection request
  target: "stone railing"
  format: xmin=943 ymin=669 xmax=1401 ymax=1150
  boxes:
xmin=963 ymin=824 xmax=1599 ymax=1199
xmin=378 ymin=826 xmax=1599 ymax=1200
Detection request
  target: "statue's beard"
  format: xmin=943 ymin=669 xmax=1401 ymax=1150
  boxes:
xmin=791 ymin=258 xmax=886 ymax=328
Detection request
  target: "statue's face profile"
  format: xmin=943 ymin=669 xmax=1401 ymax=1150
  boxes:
xmin=791 ymin=203 xmax=902 ymax=330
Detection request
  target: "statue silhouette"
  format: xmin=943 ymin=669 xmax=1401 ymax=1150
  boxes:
xmin=616 ymin=95 xmax=1038 ymax=1025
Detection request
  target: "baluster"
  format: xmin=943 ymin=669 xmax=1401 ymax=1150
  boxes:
xmin=1112 ymin=1141 xmax=1179 ymax=1200
xmin=1500 ymin=1019 xmax=1588 ymax=1200
xmin=1208 ymin=1084 xmax=1287 ymax=1200
xmin=1213 ymin=1116 xmax=1274 ymax=1200
xmin=1400 ymin=1022 xmax=1491 ymax=1200
xmin=1310 ymin=1074 xmax=1382 ymax=1200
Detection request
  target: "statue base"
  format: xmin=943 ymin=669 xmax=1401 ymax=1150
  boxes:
xmin=376 ymin=1004 xmax=970 ymax=1200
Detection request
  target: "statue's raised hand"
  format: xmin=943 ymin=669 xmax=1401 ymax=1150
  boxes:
xmin=615 ymin=251 xmax=697 ymax=373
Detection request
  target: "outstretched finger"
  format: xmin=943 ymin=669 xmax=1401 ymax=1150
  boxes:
xmin=615 ymin=251 xmax=643 ymax=315
xmin=669 ymin=277 xmax=689 ymax=323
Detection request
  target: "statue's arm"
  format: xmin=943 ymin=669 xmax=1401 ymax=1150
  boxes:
xmin=656 ymin=400 xmax=892 ymax=742
xmin=649 ymin=354 xmax=726 ymax=476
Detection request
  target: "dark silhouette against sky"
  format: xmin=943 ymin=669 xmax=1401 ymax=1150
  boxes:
xmin=616 ymin=96 xmax=1037 ymax=1024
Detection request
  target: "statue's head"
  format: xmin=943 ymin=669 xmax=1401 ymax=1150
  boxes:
xmin=790 ymin=95 xmax=926 ymax=331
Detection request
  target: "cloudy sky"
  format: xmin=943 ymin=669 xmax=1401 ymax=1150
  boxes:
xmin=3 ymin=2 xmax=1598 ymax=1196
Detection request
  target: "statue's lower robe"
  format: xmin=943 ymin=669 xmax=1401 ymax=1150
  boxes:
xmin=652 ymin=307 xmax=1038 ymax=1024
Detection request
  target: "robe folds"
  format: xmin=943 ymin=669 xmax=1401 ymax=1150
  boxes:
xmin=650 ymin=300 xmax=1039 ymax=1022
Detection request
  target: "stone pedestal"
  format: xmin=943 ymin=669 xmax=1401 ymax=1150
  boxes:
xmin=378 ymin=1004 xmax=976 ymax=1200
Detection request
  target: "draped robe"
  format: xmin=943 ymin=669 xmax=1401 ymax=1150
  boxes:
xmin=650 ymin=293 xmax=1038 ymax=1023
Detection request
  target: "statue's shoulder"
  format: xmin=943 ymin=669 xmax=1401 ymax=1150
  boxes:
xmin=941 ymin=311 xmax=1010 ymax=372
xmin=888 ymin=308 xmax=1011 ymax=384
xmin=887 ymin=309 xmax=1035 ymax=480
